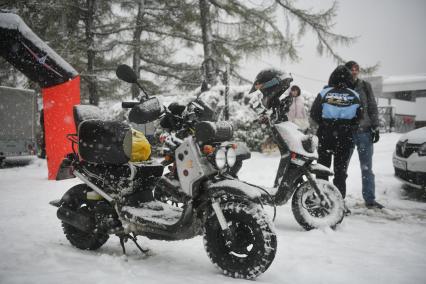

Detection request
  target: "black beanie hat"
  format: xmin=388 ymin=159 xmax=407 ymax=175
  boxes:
xmin=345 ymin=60 xmax=359 ymax=70
xmin=328 ymin=65 xmax=353 ymax=89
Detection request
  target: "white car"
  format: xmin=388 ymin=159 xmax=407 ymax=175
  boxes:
xmin=393 ymin=127 xmax=426 ymax=189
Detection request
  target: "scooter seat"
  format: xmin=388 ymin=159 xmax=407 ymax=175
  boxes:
xmin=132 ymin=161 xmax=164 ymax=178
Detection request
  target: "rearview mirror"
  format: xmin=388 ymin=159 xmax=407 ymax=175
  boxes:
xmin=116 ymin=64 xmax=138 ymax=83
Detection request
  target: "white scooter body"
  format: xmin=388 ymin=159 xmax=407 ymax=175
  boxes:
xmin=274 ymin=121 xmax=318 ymax=159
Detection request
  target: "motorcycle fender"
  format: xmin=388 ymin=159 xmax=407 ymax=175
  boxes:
xmin=49 ymin=184 xmax=89 ymax=208
xmin=309 ymin=163 xmax=334 ymax=176
xmin=207 ymin=179 xmax=261 ymax=201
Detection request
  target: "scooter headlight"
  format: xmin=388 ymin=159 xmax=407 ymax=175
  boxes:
xmin=215 ymin=148 xmax=226 ymax=169
xmin=226 ymin=148 xmax=237 ymax=167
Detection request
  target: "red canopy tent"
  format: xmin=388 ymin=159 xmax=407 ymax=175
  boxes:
xmin=0 ymin=12 xmax=81 ymax=180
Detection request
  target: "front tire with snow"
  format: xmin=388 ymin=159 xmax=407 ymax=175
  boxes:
xmin=292 ymin=179 xmax=344 ymax=231
xmin=203 ymin=201 xmax=277 ymax=279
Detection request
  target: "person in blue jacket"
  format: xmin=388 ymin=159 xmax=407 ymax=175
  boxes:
xmin=310 ymin=65 xmax=361 ymax=215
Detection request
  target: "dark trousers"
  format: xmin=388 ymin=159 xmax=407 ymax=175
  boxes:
xmin=316 ymin=126 xmax=354 ymax=199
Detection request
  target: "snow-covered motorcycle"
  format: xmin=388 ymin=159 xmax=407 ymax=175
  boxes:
xmin=248 ymin=79 xmax=345 ymax=231
xmin=50 ymin=65 xmax=276 ymax=279
xmin=155 ymin=94 xmax=251 ymax=178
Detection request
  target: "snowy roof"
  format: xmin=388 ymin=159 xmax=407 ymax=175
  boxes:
xmin=0 ymin=85 xmax=35 ymax=94
xmin=0 ymin=12 xmax=78 ymax=80
xmin=382 ymin=74 xmax=426 ymax=92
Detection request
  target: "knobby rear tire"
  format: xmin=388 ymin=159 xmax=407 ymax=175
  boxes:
xmin=60 ymin=184 xmax=109 ymax=250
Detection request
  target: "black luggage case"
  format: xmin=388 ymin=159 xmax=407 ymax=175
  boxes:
xmin=78 ymin=120 xmax=132 ymax=164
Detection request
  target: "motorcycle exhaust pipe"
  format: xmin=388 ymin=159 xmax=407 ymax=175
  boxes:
xmin=57 ymin=206 xmax=94 ymax=233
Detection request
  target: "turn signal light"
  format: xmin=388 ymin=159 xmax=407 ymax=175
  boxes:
xmin=203 ymin=145 xmax=215 ymax=155
xmin=291 ymin=152 xmax=297 ymax=160
xmin=159 ymin=134 xmax=167 ymax=143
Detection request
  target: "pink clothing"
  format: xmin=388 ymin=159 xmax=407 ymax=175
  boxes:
xmin=287 ymin=94 xmax=309 ymax=130
xmin=287 ymin=95 xmax=307 ymax=121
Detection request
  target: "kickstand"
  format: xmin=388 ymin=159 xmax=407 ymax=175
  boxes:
xmin=118 ymin=233 xmax=149 ymax=255
xmin=128 ymin=233 xmax=149 ymax=254
xmin=119 ymin=236 xmax=127 ymax=255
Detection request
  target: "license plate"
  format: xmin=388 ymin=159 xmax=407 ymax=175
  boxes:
xmin=393 ymin=157 xmax=407 ymax=170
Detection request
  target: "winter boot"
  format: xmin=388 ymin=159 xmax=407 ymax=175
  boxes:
xmin=344 ymin=202 xmax=351 ymax=216
xmin=365 ymin=201 xmax=384 ymax=209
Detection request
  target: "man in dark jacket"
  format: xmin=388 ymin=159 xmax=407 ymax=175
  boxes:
xmin=310 ymin=65 xmax=361 ymax=214
xmin=345 ymin=61 xmax=384 ymax=209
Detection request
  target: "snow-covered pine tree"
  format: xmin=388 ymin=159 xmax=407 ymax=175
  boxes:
xmin=73 ymin=0 xmax=125 ymax=105
xmin=115 ymin=0 xmax=204 ymax=98
xmin=193 ymin=0 xmax=373 ymax=85
xmin=0 ymin=0 xmax=376 ymax=102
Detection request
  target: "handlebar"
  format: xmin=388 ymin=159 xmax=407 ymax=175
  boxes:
xmin=160 ymin=133 xmax=183 ymax=149
xmin=122 ymin=101 xmax=140 ymax=109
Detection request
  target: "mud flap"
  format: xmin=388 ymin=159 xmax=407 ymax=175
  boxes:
xmin=56 ymin=157 xmax=75 ymax=180
xmin=49 ymin=199 xmax=62 ymax=207
xmin=309 ymin=163 xmax=334 ymax=176
xmin=207 ymin=179 xmax=262 ymax=202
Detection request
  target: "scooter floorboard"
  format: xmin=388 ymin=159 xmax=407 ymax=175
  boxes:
xmin=121 ymin=201 xmax=183 ymax=226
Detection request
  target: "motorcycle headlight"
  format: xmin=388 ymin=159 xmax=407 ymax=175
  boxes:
xmin=419 ymin=143 xmax=426 ymax=156
xmin=215 ymin=148 xmax=226 ymax=169
xmin=226 ymin=148 xmax=237 ymax=167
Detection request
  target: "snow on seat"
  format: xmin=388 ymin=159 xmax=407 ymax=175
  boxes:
xmin=275 ymin=121 xmax=318 ymax=159
xmin=73 ymin=105 xmax=105 ymax=131
xmin=121 ymin=201 xmax=183 ymax=226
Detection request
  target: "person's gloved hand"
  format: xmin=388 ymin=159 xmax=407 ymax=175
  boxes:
xmin=371 ymin=128 xmax=380 ymax=143
xmin=258 ymin=114 xmax=269 ymax=124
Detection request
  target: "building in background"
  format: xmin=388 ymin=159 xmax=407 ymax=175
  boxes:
xmin=364 ymin=74 xmax=426 ymax=132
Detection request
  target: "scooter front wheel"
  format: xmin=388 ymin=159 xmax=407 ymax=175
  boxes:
xmin=292 ymin=179 xmax=344 ymax=231
xmin=203 ymin=201 xmax=277 ymax=279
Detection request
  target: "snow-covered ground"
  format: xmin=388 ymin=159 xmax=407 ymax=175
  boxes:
xmin=0 ymin=133 xmax=425 ymax=284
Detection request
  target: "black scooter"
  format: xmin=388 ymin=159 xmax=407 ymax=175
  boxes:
xmin=50 ymin=65 xmax=277 ymax=279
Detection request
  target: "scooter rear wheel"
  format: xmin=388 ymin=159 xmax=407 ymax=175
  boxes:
xmin=203 ymin=200 xmax=276 ymax=279
xmin=61 ymin=184 xmax=109 ymax=250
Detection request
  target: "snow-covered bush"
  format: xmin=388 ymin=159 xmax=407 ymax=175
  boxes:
xmin=197 ymin=85 xmax=270 ymax=151
xmin=99 ymin=84 xmax=317 ymax=152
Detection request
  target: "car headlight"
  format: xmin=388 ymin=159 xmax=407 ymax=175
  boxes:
xmin=226 ymin=148 xmax=237 ymax=167
xmin=419 ymin=143 xmax=426 ymax=156
xmin=215 ymin=148 xmax=226 ymax=169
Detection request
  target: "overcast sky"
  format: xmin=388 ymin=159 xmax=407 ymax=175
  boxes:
xmin=241 ymin=0 xmax=426 ymax=93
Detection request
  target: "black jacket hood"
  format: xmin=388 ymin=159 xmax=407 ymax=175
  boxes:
xmin=328 ymin=65 xmax=353 ymax=89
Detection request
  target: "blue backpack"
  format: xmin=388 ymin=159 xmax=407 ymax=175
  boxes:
xmin=319 ymin=87 xmax=361 ymax=121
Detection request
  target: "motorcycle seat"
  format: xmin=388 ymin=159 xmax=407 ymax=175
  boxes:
xmin=132 ymin=161 xmax=164 ymax=178
xmin=73 ymin=105 xmax=104 ymax=131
